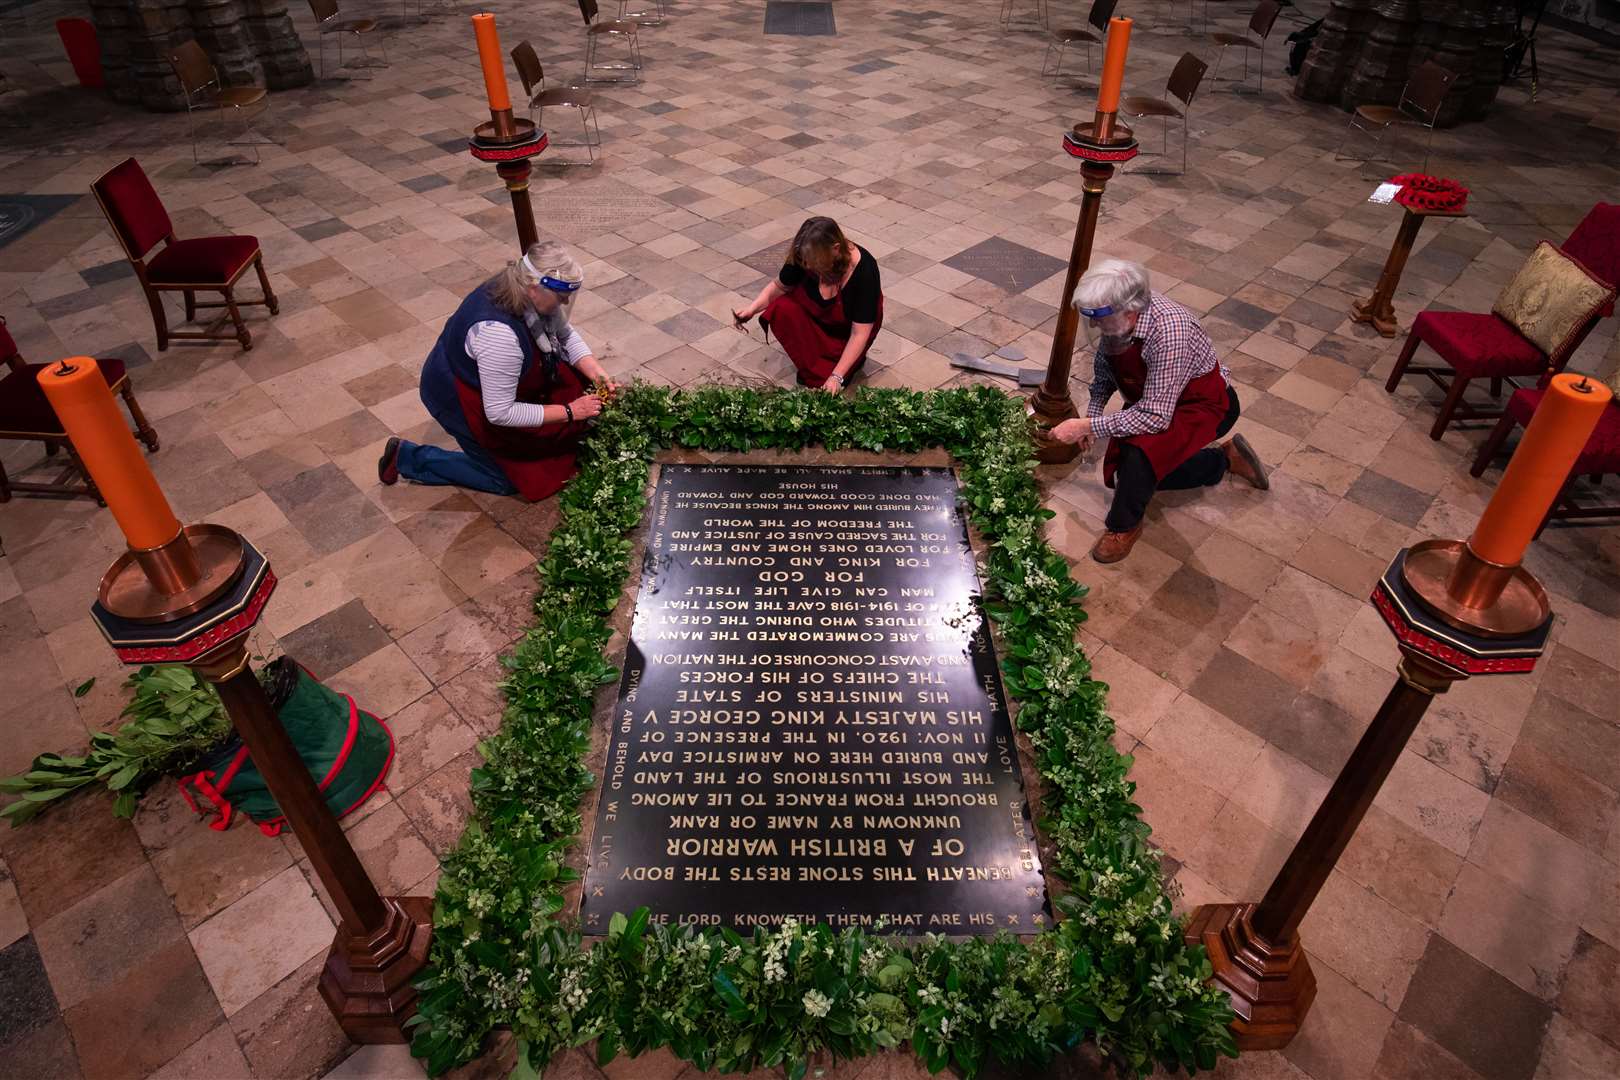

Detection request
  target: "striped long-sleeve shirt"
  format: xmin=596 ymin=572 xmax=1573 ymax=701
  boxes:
xmin=467 ymin=308 xmax=592 ymax=428
xmin=1086 ymin=293 xmax=1227 ymax=439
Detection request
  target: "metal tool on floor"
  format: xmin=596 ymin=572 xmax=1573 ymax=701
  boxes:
xmin=951 ymin=351 xmax=1044 ymax=388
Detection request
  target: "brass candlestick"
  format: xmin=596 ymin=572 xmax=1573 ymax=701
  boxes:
xmin=1028 ymin=111 xmax=1139 ymax=464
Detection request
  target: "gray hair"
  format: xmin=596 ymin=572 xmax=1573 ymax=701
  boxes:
xmin=1073 ymin=259 xmax=1151 ymax=315
xmin=486 ymin=240 xmax=584 ymax=316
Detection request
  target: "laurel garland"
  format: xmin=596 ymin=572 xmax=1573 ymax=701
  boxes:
xmin=408 ymin=383 xmax=1236 ymax=1078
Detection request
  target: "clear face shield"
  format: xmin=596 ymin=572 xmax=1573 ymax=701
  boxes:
xmin=1077 ymin=301 xmax=1137 ymax=356
xmin=539 ymin=274 xmax=580 ymax=311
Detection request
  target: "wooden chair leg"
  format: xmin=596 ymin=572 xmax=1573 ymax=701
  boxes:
xmin=1430 ymin=374 xmax=1471 ymax=440
xmin=119 ymin=380 xmax=161 ymax=452
xmin=43 ymin=438 xmax=60 ymax=457
xmin=1489 ymin=376 xmax=1503 ymax=398
xmin=1470 ymin=412 xmax=1519 ymax=477
xmin=223 ymin=288 xmax=251 ymax=351
xmin=1532 ymin=480 xmax=1570 ymax=540
xmin=63 ymin=443 xmax=104 ymax=505
xmin=144 ymin=284 xmax=170 ymax=351
xmin=184 ymin=290 xmax=196 ymax=322
xmin=1385 ymin=329 xmax=1422 ymax=393
xmin=253 ymin=255 xmax=279 ymax=315
xmin=0 ymin=457 xmax=11 ymax=502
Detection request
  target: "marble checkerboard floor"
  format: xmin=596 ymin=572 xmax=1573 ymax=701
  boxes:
xmin=1 ymin=1 xmax=1617 ymax=1078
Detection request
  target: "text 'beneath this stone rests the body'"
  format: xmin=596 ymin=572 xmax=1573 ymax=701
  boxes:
xmin=583 ymin=465 xmax=1048 ymax=936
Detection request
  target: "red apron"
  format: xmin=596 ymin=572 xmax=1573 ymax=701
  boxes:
xmin=1101 ymin=340 xmax=1230 ymax=487
xmin=762 ymin=279 xmax=883 ymax=384
xmin=451 ymin=357 xmax=592 ymax=502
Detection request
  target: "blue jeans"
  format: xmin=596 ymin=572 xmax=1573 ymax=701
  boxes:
xmin=395 ymin=432 xmax=517 ymax=495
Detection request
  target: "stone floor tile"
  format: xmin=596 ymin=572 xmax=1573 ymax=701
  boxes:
xmin=1281 ymin=960 xmax=1395 ymax=1080
xmin=326 ymin=643 xmax=436 ymax=720
xmin=1224 ymin=602 xmax=1334 ymax=691
xmin=229 ymin=952 xmax=350 ymax=1080
xmin=0 ymin=789 xmax=147 ymax=926
xmin=1226 ymin=743 xmax=1332 ymax=839
xmin=61 ymin=936 xmax=222 ymax=1080
xmin=384 ymin=691 xmax=479 ymax=793
xmin=1124 ymin=743 xmax=1226 ymax=864
xmin=1555 ymin=931 xmax=1620 ymax=1054
xmin=148 ymin=809 xmax=294 ymax=931
xmin=1373 ymin=751 xmax=1490 ymax=858
xmin=397 ymin=599 xmax=514 ymax=686
xmin=148 ymin=1022 xmax=253 ymax=1080
xmin=1298 ymin=869 xmax=1431 ymax=1010
xmin=1438 ymin=862 xmax=1578 ymax=1002
xmin=1494 ymin=736 xmax=1617 ymax=853
xmin=0 ymin=934 xmax=60 ymax=1053
xmin=33 ymin=863 xmax=185 ymax=1010
xmin=1187 ymin=647 xmax=1303 ymax=748
xmin=1337 ymin=806 xmax=1463 ymax=930
xmin=1467 ymin=800 xmax=1599 ymax=925
xmin=1141 ymin=692 xmax=1266 ymax=795
xmin=1532 ymin=1013 xmax=1620 ymax=1080
xmin=293 ymin=803 xmax=437 ymax=924
xmin=325 ymin=1043 xmax=428 ymax=1078
xmin=1087 ymin=646 xmax=1182 ymax=740
xmin=1370 ymin=1021 xmax=1485 ymax=1080
xmin=1183 ymin=801 xmax=1293 ymax=900
xmin=396 ymin=751 xmax=480 ymax=857
xmin=276 ymin=597 xmax=394 ymax=680
xmin=188 ymin=864 xmax=335 ymax=1017
xmin=2 ymin=1016 xmax=84 ymax=1080
xmin=1396 ymin=935 xmax=1553 ymax=1080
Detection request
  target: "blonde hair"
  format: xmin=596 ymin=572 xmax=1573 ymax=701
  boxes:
xmin=487 ymin=240 xmax=584 ymax=315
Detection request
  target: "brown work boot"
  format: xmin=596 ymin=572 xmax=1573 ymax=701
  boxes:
xmin=1223 ymin=434 xmax=1269 ymax=490
xmin=1090 ymin=525 xmax=1144 ymax=564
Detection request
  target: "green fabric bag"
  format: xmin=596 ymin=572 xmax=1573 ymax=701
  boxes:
xmin=179 ymin=658 xmax=395 ymax=837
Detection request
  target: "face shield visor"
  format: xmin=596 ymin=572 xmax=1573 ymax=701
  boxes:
xmin=1077 ymin=301 xmax=1137 ymax=355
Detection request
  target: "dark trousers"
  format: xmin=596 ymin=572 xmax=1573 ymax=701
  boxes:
xmin=1105 ymin=388 xmax=1241 ymax=533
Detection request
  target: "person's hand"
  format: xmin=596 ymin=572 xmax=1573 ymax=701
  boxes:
xmin=1050 ymin=417 xmax=1089 ymax=444
xmin=569 ymin=393 xmax=603 ymax=421
xmin=731 ymin=307 xmax=753 ymax=332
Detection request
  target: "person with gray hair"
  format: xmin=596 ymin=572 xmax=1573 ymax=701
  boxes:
xmin=1049 ymin=258 xmax=1268 ymax=563
xmin=378 ymin=241 xmax=616 ymax=501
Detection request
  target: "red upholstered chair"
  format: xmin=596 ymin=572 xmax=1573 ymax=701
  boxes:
xmin=1470 ymin=377 xmax=1620 ymax=536
xmin=0 ymin=316 xmax=160 ymax=503
xmin=90 ymin=157 xmax=278 ymax=352
xmin=1386 ymin=202 xmax=1620 ymax=440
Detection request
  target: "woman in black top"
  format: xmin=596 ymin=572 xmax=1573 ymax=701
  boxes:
xmin=732 ymin=217 xmax=883 ymax=392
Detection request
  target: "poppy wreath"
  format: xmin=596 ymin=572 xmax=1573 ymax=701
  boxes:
xmin=1390 ymin=173 xmax=1469 ymax=213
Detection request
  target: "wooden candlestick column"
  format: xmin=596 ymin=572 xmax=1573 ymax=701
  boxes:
xmin=466 ymin=12 xmax=548 ymax=253
xmin=1185 ymin=376 xmax=1612 ymax=1048
xmin=37 ymin=361 xmax=433 ymax=1043
xmin=1028 ymin=114 xmax=1139 ymax=464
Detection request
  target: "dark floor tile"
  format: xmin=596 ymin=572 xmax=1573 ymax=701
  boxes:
xmin=78 ymin=260 xmax=131 ymax=287
xmin=1242 ymin=390 xmax=1319 ymax=438
xmin=1556 ymin=931 xmax=1620 ymax=1051
xmin=264 ymin=461 xmax=391 ymax=557
xmin=33 ymin=864 xmax=185 ymax=1011
xmin=942 ymin=236 xmax=1067 ymax=293
xmin=1149 ymin=565 xmax=1256 ymax=631
xmin=1371 ymin=1021 xmax=1486 ymax=1080
xmin=277 ymin=598 xmax=393 ymax=680
xmin=0 ymin=935 xmax=59 ymax=1046
xmin=656 ymin=308 xmax=725 ymax=342
xmin=403 ymin=174 xmax=452 ymax=193
xmin=0 ymin=790 xmax=146 ymax=925
xmin=1397 ymin=935 xmax=1552 ymax=1080
xmin=418 ymin=85 xmax=457 ymax=99
xmin=780 ymin=132 xmax=822 ymax=148
xmin=1533 ymin=641 xmax=1618 ymax=723
xmin=1271 ymin=691 xmax=1365 ymax=777
xmin=1187 ymin=648 xmax=1299 ymax=745
xmin=1495 ymin=737 xmax=1617 ymax=852
xmin=62 ymin=938 xmax=222 ymax=1080
xmin=293 ymin=218 xmax=350 ymax=243
xmin=0 ymin=1017 xmax=82 ymax=1080
xmin=1209 ymin=297 xmax=1277 ymax=332
xmin=1346 ymin=469 xmax=1434 ymax=527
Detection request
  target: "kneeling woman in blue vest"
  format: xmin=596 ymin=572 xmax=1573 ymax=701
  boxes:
xmin=378 ymin=241 xmax=614 ymax=501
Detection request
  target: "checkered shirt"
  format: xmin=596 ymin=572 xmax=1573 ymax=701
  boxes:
xmin=1085 ymin=293 xmax=1228 ymax=439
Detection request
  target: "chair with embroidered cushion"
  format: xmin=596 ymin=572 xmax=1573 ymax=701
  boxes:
xmin=168 ymin=40 xmax=268 ymax=165
xmin=512 ymin=40 xmax=600 ymax=164
xmin=0 ymin=316 xmax=160 ymax=504
xmin=1041 ymin=0 xmax=1118 ymax=79
xmin=1385 ymin=202 xmax=1620 ymax=440
xmin=1122 ymin=52 xmax=1208 ymax=176
xmin=1469 ymin=374 xmax=1620 ymax=536
xmin=1208 ymin=0 xmax=1281 ymax=94
xmin=91 ymin=157 xmax=278 ymax=352
xmin=577 ymin=0 xmax=641 ymax=85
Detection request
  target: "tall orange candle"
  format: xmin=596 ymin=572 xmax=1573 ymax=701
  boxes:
xmin=37 ymin=359 xmax=180 ymax=550
xmin=471 ymin=13 xmax=511 ymax=114
xmin=1469 ymin=373 xmax=1612 ymax=565
xmin=1096 ymin=17 xmax=1133 ymax=115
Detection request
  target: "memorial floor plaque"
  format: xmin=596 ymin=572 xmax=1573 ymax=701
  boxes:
xmin=584 ymin=465 xmax=1048 ymax=935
